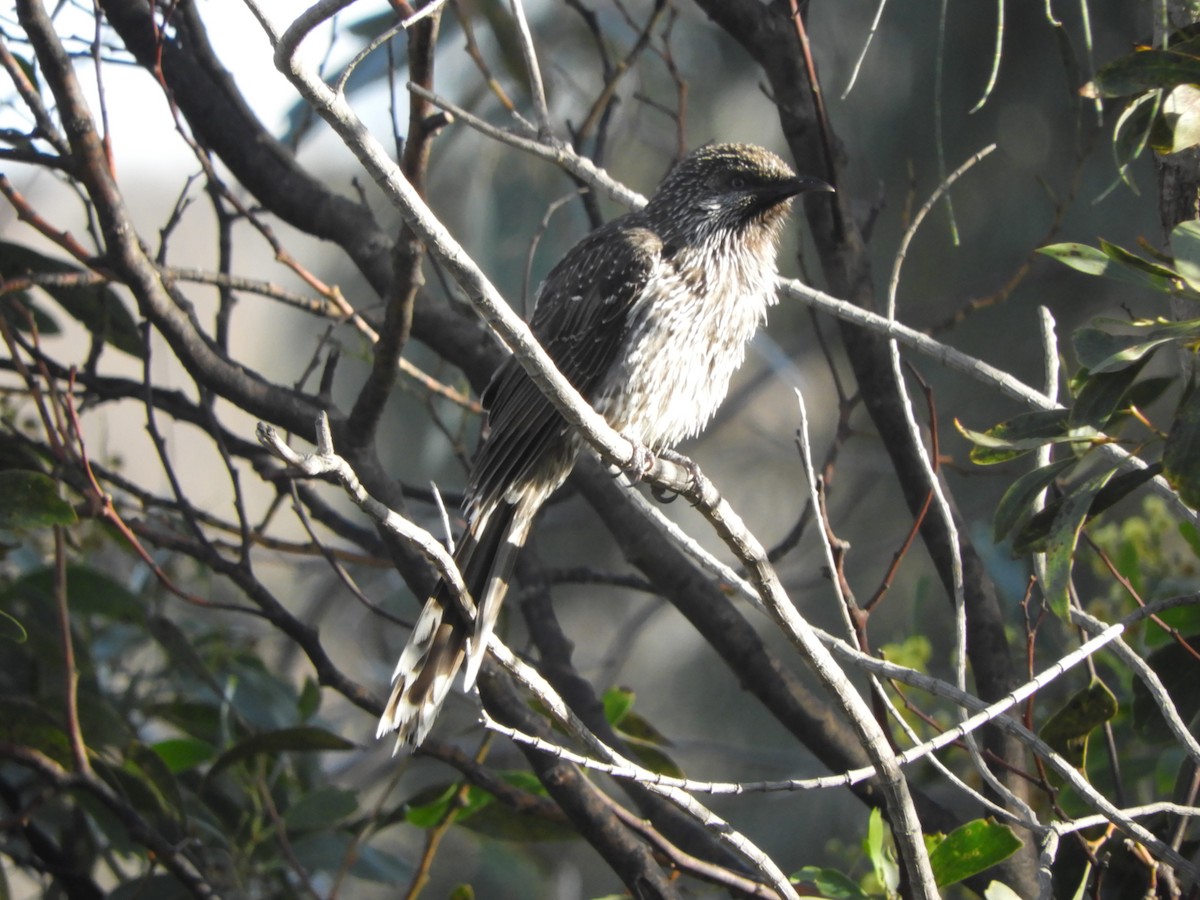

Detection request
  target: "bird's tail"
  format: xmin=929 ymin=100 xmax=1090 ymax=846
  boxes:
xmin=377 ymin=500 xmax=533 ymax=753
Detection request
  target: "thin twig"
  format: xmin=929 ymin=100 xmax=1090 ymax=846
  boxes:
xmin=508 ymin=0 xmax=551 ymax=135
xmin=841 ymin=0 xmax=889 ymax=99
xmin=484 ymin=642 xmax=801 ymax=899
xmin=53 ymin=527 xmax=91 ymax=775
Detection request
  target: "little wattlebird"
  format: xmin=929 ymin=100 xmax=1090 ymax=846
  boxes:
xmin=378 ymin=142 xmax=833 ymax=751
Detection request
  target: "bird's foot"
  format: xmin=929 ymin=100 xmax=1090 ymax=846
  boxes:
xmin=650 ymin=448 xmax=700 ymax=504
xmin=622 ymin=437 xmax=657 ymax=484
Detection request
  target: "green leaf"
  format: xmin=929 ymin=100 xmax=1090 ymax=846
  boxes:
xmin=0 ymin=609 xmax=28 ymax=643
xmin=1164 ymin=381 xmax=1200 ymax=509
xmin=143 ymin=700 xmax=219 ymax=744
xmin=287 ymin=832 xmax=414 ymax=884
xmin=284 ymin=787 xmax=358 ymax=833
xmin=1172 ymin=220 xmax=1200 ymax=291
xmin=0 ymin=241 xmax=144 ymax=359
xmin=1089 ymin=463 xmax=1164 ymax=516
xmin=1039 ymin=242 xmax=1179 ymax=293
xmin=994 ymin=458 xmax=1076 ymax=543
xmin=1181 ymin=519 xmax=1200 ymax=558
xmin=1125 ymin=374 xmax=1177 ymax=410
xmin=1039 ymin=679 xmax=1119 ymax=768
xmin=600 ymin=686 xmax=683 ymax=776
xmin=1087 ymin=49 xmax=1200 ymax=98
xmin=0 ymin=290 xmax=61 ymax=335
xmin=614 ymin=707 xmax=674 ymax=747
xmin=151 ymin=737 xmax=215 ymax=774
xmin=863 ymin=806 xmax=898 ymax=895
xmin=56 ymin=565 xmax=145 ymax=624
xmin=126 ymin=741 xmax=185 ymax=815
xmin=1132 ymin=636 xmax=1200 ymax=741
xmin=1168 ymin=28 xmax=1200 ymax=54
xmin=792 ymin=866 xmax=870 ymax=899
xmin=927 ymin=819 xmax=1024 ymax=888
xmin=456 ymin=789 xmax=577 ymax=842
xmin=108 ymin=875 xmax=192 ymax=900
xmin=1069 ymin=356 xmax=1150 ymax=431
xmin=602 ymin=686 xmax=635 ymax=727
xmin=1040 ymin=463 xmax=1122 ymax=617
xmin=958 ymin=409 xmax=1077 ymax=465
xmin=1099 ymin=238 xmax=1181 ymax=285
xmin=146 ymin=616 xmax=219 ymax=686
xmin=1073 ymin=321 xmax=1200 ymax=373
xmin=297 ymin=676 xmax=321 ymax=721
xmin=405 ymin=778 xmax=504 ymax=827
xmin=879 ymin=634 xmax=932 ymax=672
xmin=207 ymin=726 xmax=354 ymax=780
xmin=0 ymin=698 xmax=72 ymax=765
xmin=224 ymin=652 xmax=309 ymax=730
xmin=405 ymin=783 xmax=459 ymax=828
xmin=624 ymin=739 xmax=685 ymax=780
xmin=92 ymin=755 xmax=176 ymax=819
xmin=405 ymin=771 xmax=558 ymax=839
xmin=0 ymin=470 xmax=77 ymax=530
xmin=1111 ymin=91 xmax=1160 ymax=190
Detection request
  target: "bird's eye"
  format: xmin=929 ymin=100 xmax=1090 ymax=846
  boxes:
xmin=730 ymin=176 xmax=747 ymax=190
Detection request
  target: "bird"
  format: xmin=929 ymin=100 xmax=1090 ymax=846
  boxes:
xmin=378 ymin=142 xmax=833 ymax=751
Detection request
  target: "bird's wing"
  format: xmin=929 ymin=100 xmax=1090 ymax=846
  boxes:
xmin=467 ymin=220 xmax=661 ymax=514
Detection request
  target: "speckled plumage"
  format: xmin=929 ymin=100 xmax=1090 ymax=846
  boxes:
xmin=378 ymin=143 xmax=831 ymax=751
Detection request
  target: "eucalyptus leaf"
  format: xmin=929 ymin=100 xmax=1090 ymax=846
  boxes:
xmin=1040 ymin=464 xmax=1122 ymax=618
xmin=1099 ymin=238 xmax=1180 ymax=283
xmin=1014 ymin=463 xmax=1162 ymax=555
xmin=1164 ymin=381 xmax=1200 ymax=509
xmin=283 ymin=788 xmax=358 ymax=833
xmin=602 ymin=686 xmax=635 ymax=727
xmin=994 ymin=458 xmax=1076 ymax=544
xmin=1087 ymin=49 xmax=1200 ymax=97
xmin=1172 ymin=220 xmax=1200 ymax=291
xmin=1040 ymin=242 xmax=1178 ymax=292
xmin=1072 ymin=325 xmax=1187 ymax=374
xmin=0 ymin=470 xmax=77 ymax=530
xmin=1038 ymin=679 xmax=1119 ymax=768
xmin=927 ymin=819 xmax=1023 ymax=888
xmin=792 ymin=866 xmax=870 ymax=899
xmin=1112 ymin=90 xmax=1161 ymax=189
xmin=1068 ymin=356 xmax=1150 ymax=431
xmin=1132 ymin=636 xmax=1200 ymax=741
xmin=287 ymin=832 xmax=414 ymax=884
xmin=206 ymin=726 xmax=355 ymax=781
xmin=0 ymin=241 xmax=144 ymax=359
xmin=151 ymin=737 xmax=216 ymax=774
xmin=956 ymin=409 xmax=1071 ymax=466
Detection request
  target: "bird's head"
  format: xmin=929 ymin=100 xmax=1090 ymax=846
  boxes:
xmin=645 ymin=143 xmax=833 ymax=248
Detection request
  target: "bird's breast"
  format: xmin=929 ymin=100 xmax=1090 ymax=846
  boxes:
xmin=594 ymin=243 xmax=778 ymax=450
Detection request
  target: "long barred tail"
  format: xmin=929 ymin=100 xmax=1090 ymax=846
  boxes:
xmin=377 ymin=500 xmax=535 ymax=753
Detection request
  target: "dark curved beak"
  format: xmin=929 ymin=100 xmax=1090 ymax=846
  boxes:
xmin=751 ymin=174 xmax=835 ymax=213
xmin=787 ymin=174 xmax=835 ymax=197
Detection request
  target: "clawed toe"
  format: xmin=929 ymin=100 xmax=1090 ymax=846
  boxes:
xmin=622 ymin=437 xmax=657 ymax=484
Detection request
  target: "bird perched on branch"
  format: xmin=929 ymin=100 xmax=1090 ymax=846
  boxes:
xmin=378 ymin=142 xmax=833 ymax=751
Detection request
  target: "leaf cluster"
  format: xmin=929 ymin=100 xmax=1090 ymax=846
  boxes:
xmin=1084 ymin=27 xmax=1200 ymax=188
xmin=958 ymin=223 xmax=1200 ymax=616
xmin=0 ymin=553 xmax=410 ymax=896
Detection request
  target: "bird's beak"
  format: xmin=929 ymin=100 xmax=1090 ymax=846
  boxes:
xmin=748 ymin=176 xmax=835 ymax=218
xmin=789 ymin=174 xmax=836 ymax=196
xmin=752 ymin=175 xmax=835 ymax=211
